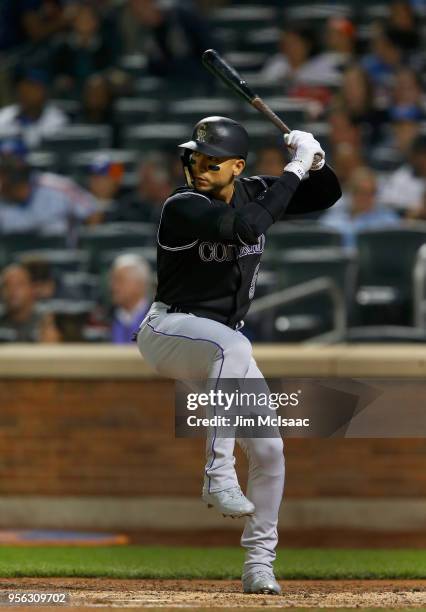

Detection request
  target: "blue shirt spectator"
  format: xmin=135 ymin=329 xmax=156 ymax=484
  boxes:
xmin=0 ymin=0 xmax=66 ymax=51
xmin=0 ymin=153 xmax=99 ymax=242
xmin=321 ymin=166 xmax=400 ymax=248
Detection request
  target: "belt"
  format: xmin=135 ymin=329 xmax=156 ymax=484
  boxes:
xmin=166 ymin=304 xmax=244 ymax=331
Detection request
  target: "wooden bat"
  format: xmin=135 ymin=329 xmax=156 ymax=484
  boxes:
xmin=202 ymin=48 xmax=291 ymax=135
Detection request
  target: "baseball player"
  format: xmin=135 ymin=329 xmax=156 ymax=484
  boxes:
xmin=136 ymin=116 xmax=341 ymax=594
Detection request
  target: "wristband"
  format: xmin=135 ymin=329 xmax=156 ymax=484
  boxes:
xmin=284 ymin=160 xmax=307 ymax=180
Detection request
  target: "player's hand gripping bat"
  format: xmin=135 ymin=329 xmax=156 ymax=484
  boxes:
xmin=202 ymin=49 xmax=323 ymax=165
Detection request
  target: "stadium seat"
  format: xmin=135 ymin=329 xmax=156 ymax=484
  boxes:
xmin=83 ymin=326 xmax=111 ymax=342
xmin=414 ymin=243 xmax=426 ymax=328
xmin=243 ymin=97 xmax=312 ymax=125
xmin=212 ymin=27 xmax=239 ymax=53
xmin=121 ymin=123 xmax=190 ymax=152
xmin=1 ymin=233 xmax=68 ymax=260
xmin=168 ymin=98 xmax=241 ymax=126
xmin=77 ymin=223 xmax=156 ymax=270
xmin=286 ymin=3 xmax=353 ymax=21
xmin=223 ymin=51 xmax=269 ymax=73
xmin=69 ymin=149 xmax=139 ymax=186
xmin=0 ymin=328 xmax=18 ymax=343
xmin=15 ymin=250 xmax=90 ymax=273
xmin=266 ymin=223 xmax=343 ymax=251
xmin=40 ymin=125 xmax=112 ymax=170
xmin=246 ymin=247 xmax=354 ymax=342
xmin=50 ymin=98 xmax=80 ymax=119
xmin=355 ymin=224 xmax=426 ymax=325
xmin=27 ymin=151 xmax=59 ymax=173
xmin=240 ymin=120 xmax=279 ymax=150
xmin=239 ymin=73 xmax=288 ymax=99
xmin=246 ymin=298 xmax=329 ymax=342
xmin=345 ymin=326 xmax=426 ymax=343
xmin=133 ymin=76 xmax=168 ymax=99
xmin=113 ymin=98 xmax=162 ymax=125
xmin=211 ymin=6 xmax=278 ymax=31
xmin=119 ymin=53 xmax=148 ymax=77
xmin=240 ymin=26 xmax=280 ymax=54
xmin=275 ymin=247 xmax=355 ymax=294
xmin=61 ymin=272 xmax=101 ymax=302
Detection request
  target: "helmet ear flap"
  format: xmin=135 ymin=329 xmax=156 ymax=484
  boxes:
xmin=181 ymin=149 xmax=194 ymax=188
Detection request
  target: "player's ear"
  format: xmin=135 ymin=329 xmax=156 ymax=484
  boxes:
xmin=233 ymin=159 xmax=245 ymax=177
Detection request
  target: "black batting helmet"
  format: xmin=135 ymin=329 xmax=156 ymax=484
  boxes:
xmin=179 ymin=116 xmax=249 ymax=159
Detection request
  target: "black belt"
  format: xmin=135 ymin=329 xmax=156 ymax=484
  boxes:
xmin=166 ymin=304 xmax=243 ymax=331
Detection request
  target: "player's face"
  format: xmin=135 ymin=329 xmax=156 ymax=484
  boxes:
xmin=190 ymin=151 xmax=245 ymax=192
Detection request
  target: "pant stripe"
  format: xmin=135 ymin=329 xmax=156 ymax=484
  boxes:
xmin=145 ymin=320 xmax=225 ymax=493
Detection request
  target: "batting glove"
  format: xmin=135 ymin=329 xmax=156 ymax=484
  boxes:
xmin=283 ymin=130 xmax=325 ymax=179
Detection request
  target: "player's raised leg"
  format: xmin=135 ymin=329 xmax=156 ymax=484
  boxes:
xmin=137 ymin=303 xmax=255 ymax=514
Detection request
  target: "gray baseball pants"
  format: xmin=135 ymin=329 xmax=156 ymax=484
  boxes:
xmin=136 ymin=301 xmax=285 ymax=577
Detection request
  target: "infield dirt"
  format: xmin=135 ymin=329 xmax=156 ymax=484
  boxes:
xmin=0 ymin=577 xmax=425 ymax=608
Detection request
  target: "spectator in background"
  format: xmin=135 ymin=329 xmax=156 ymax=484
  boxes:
xmin=370 ymin=105 xmax=423 ymax=169
xmin=362 ymin=22 xmax=403 ymax=96
xmin=0 ymin=264 xmax=48 ymax=342
xmin=314 ymin=17 xmax=356 ymax=86
xmin=0 ymin=0 xmax=68 ymax=52
xmin=321 ymin=166 xmax=399 ymax=248
xmin=332 ymin=144 xmax=365 ymax=191
xmin=379 ymin=134 xmax=426 ymax=216
xmin=261 ymin=23 xmax=322 ymax=86
xmin=39 ymin=305 xmax=90 ymax=342
xmin=254 ymin=145 xmax=287 ymax=177
xmin=390 ymin=68 xmax=426 ymax=116
xmin=77 ymin=74 xmax=119 ymax=147
xmin=0 ymin=68 xmax=68 ymax=148
xmin=406 ymin=189 xmax=426 ymax=221
xmin=334 ymin=64 xmax=387 ymax=145
xmin=388 ymin=0 xmax=420 ymax=52
xmin=121 ymin=154 xmax=173 ymax=223
xmin=109 ymin=253 xmax=151 ymax=344
xmin=85 ymin=154 xmax=126 ymax=223
xmin=323 ymin=143 xmax=365 ymax=217
xmin=21 ymin=255 xmax=62 ymax=302
xmin=79 ymin=74 xmax=114 ymax=124
xmin=0 ymin=146 xmax=99 ymax=243
xmin=120 ymin=0 xmax=214 ymax=87
xmin=329 ymin=110 xmax=364 ymax=158
xmin=52 ymin=2 xmax=115 ymax=96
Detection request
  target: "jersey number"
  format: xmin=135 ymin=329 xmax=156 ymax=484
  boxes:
xmin=249 ymin=263 xmax=260 ymax=300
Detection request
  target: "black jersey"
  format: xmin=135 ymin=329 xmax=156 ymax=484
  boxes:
xmin=155 ymin=165 xmax=341 ymax=329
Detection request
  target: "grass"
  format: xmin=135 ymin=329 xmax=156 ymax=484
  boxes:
xmin=0 ymin=547 xmax=424 ymax=579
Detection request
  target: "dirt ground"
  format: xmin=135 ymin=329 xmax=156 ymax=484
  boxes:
xmin=0 ymin=578 xmax=425 ymax=609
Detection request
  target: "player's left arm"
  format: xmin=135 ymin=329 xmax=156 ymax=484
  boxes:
xmin=253 ymin=165 xmax=341 ymax=217
xmin=283 ymin=163 xmax=342 ymax=215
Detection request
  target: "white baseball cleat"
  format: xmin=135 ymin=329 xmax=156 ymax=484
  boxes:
xmin=242 ymin=570 xmax=281 ymax=595
xmin=202 ymin=485 xmax=255 ymax=518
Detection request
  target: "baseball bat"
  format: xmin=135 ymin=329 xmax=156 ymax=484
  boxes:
xmin=202 ymin=48 xmax=291 ymax=135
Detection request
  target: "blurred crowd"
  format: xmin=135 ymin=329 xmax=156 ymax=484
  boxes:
xmin=1 ymin=0 xmax=426 ymax=343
